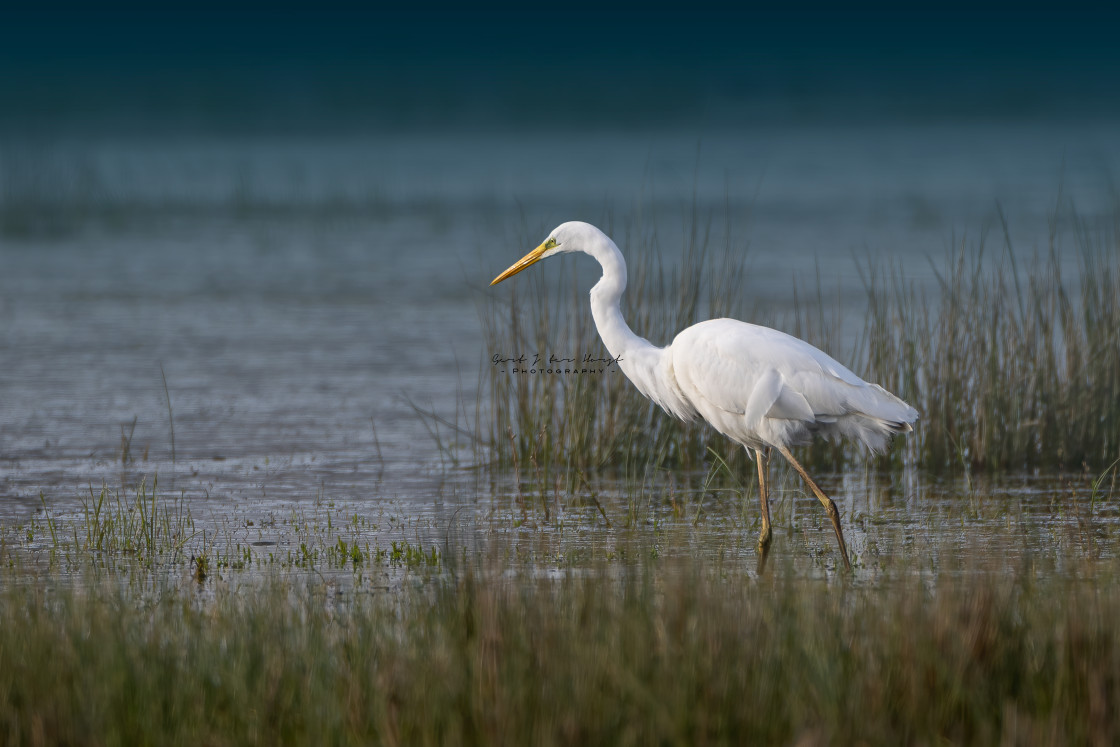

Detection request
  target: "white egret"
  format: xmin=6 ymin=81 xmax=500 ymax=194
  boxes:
xmin=491 ymin=221 xmax=917 ymax=569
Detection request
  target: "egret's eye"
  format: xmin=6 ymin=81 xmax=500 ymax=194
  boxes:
xmin=544 ymin=237 xmax=558 ymax=250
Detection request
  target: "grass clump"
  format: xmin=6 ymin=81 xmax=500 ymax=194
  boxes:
xmin=5 ymin=478 xmax=443 ymax=583
xmin=26 ymin=478 xmax=195 ymax=572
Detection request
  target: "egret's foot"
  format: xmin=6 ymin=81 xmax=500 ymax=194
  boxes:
xmin=757 ymin=523 xmax=772 ymax=550
xmin=755 ymin=519 xmax=773 ymax=574
xmin=756 ymin=537 xmax=771 ymax=575
xmin=824 ymin=498 xmax=852 ymax=571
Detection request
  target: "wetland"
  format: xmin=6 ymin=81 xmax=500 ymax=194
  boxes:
xmin=3 ymin=125 xmax=1120 ymax=743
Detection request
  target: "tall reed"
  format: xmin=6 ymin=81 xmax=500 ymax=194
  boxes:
xmin=856 ymin=212 xmax=1120 ymax=472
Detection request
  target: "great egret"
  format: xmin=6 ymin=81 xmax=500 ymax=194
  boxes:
xmin=491 ymin=221 xmax=917 ymax=569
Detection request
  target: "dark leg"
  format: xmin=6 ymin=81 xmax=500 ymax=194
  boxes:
xmin=755 ymin=448 xmax=772 ymax=548
xmin=755 ymin=448 xmax=772 ymax=573
xmin=776 ymin=445 xmax=852 ymax=570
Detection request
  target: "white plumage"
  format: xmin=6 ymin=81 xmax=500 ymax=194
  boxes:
xmin=671 ymin=319 xmax=916 ymax=453
xmin=491 ymin=221 xmax=918 ymax=570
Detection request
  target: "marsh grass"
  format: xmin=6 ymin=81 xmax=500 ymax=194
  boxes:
xmin=482 ymin=203 xmax=1120 ymax=477
xmin=1 ymin=554 xmax=1119 ymax=744
xmin=856 ymin=218 xmax=1120 ymax=473
xmin=22 ymin=478 xmax=195 ymax=573
xmin=4 ymin=478 xmax=443 ymax=583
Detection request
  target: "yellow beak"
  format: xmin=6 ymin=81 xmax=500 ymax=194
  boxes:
xmin=490 ymin=241 xmax=549 ymax=286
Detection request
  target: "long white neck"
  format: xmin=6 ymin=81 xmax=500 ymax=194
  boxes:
xmin=586 ymin=235 xmax=656 ymax=361
xmin=572 ymin=226 xmax=696 ymax=423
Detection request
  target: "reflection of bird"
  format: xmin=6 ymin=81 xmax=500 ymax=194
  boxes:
xmin=491 ymin=221 xmax=917 ymax=570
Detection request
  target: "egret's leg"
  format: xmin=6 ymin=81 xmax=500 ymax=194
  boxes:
xmin=755 ymin=448 xmax=772 ymax=574
xmin=775 ymin=445 xmax=852 ymax=570
xmin=755 ymin=448 xmax=772 ymax=548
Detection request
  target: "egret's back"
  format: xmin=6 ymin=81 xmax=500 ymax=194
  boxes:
xmin=668 ymin=318 xmax=917 ymax=452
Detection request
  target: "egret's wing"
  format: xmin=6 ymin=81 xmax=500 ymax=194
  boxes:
xmin=670 ymin=319 xmax=863 ymax=423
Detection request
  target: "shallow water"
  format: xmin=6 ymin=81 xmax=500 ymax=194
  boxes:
xmin=6 ymin=464 xmax=1117 ymax=592
xmin=2 ymin=123 xmax=1118 ymax=574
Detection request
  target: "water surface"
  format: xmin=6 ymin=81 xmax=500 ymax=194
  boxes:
xmin=2 ymin=123 xmax=1117 ymax=571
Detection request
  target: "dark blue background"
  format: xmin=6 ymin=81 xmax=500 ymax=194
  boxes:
xmin=3 ymin=3 xmax=1118 ymax=134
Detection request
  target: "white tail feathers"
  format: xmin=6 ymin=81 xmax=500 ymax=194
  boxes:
xmin=843 ymin=384 xmax=919 ymax=452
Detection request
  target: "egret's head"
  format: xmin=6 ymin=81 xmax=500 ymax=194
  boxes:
xmin=490 ymin=221 xmax=602 ymax=286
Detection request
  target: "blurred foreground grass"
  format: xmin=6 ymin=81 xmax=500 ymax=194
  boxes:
xmin=2 ymin=552 xmax=1118 ymax=744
